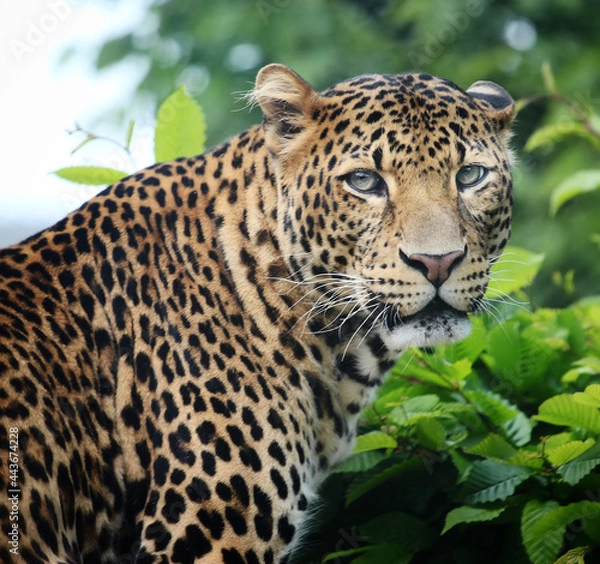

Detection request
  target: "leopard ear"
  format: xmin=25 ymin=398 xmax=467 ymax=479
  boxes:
xmin=254 ymin=64 xmax=317 ymax=155
xmin=466 ymin=80 xmax=515 ymax=132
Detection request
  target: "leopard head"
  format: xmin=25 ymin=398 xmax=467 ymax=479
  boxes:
xmin=254 ymin=64 xmax=514 ymax=351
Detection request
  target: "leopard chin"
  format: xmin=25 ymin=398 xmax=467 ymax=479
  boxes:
xmin=380 ymin=299 xmax=472 ymax=353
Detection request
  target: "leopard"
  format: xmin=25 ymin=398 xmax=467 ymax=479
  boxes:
xmin=0 ymin=63 xmax=514 ymax=563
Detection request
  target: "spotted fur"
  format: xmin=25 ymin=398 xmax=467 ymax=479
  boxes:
xmin=0 ymin=64 xmax=514 ymax=563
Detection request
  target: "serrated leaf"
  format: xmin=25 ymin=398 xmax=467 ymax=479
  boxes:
xmin=573 ymin=384 xmax=600 ymax=408
xmin=464 ymin=390 xmax=518 ymax=426
xmin=388 ymin=394 xmax=441 ymax=426
xmin=155 ymin=86 xmax=206 ymax=162
xmin=416 ymin=417 xmax=446 ymax=450
xmin=465 ymin=433 xmax=517 ymax=460
xmin=442 ymin=505 xmax=507 ymax=534
xmin=535 ymin=394 xmax=600 ymax=433
xmin=353 ymin=431 xmax=397 ymax=454
xmin=558 ymin=440 xmax=600 ymax=485
xmin=450 ymin=450 xmax=474 ymax=483
xmin=54 ymin=166 xmax=129 ymax=186
xmin=522 ymin=500 xmax=600 ymax=564
xmin=550 ymin=169 xmax=600 ymax=215
xmin=333 ymin=451 xmax=388 ymax=474
xmin=552 ymin=546 xmax=589 ymax=564
xmin=546 ymin=439 xmax=595 ymax=466
xmin=521 ymin=499 xmax=562 ymax=564
xmin=502 ymin=410 xmax=533 ymax=447
xmin=460 ymin=460 xmax=532 ymax=503
xmin=486 ymin=246 xmax=545 ymax=298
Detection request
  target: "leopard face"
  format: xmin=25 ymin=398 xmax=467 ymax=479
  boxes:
xmin=0 ymin=64 xmax=514 ymax=563
xmin=255 ymin=65 xmax=514 ymax=352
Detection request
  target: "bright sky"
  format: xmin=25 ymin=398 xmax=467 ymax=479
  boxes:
xmin=0 ymin=0 xmax=154 ymax=247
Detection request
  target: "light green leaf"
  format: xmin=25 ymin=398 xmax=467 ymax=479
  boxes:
xmin=486 ymin=246 xmax=545 ymax=298
xmin=535 ymin=394 xmax=600 ymax=433
xmin=53 ymin=166 xmax=129 ymax=186
xmin=155 ymin=85 xmax=206 ymax=162
xmin=546 ymin=439 xmax=595 ymax=467
xmin=552 ymin=546 xmax=589 ymax=564
xmin=322 ymin=547 xmax=369 ymax=562
xmin=558 ymin=440 xmax=600 ymax=485
xmin=388 ymin=395 xmax=441 ymax=426
xmin=525 ymin=122 xmax=600 ymax=153
xmin=353 ymin=431 xmax=397 ymax=454
xmin=522 ymin=500 xmax=600 ymax=564
xmin=416 ymin=417 xmax=446 ymax=450
xmin=573 ymin=384 xmax=600 ymax=408
xmin=550 ymin=169 xmax=600 ymax=215
xmin=460 ymin=460 xmax=532 ymax=503
xmin=465 ymin=433 xmax=517 ymax=460
xmin=442 ymin=505 xmax=507 ymax=534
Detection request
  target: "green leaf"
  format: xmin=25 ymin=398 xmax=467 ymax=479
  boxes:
xmin=465 ymin=433 xmax=517 ymax=460
xmin=552 ymin=546 xmax=589 ymax=564
xmin=460 ymin=460 xmax=532 ymax=503
xmin=155 ymin=86 xmax=206 ymax=162
xmin=322 ymin=547 xmax=369 ymax=562
xmin=573 ymin=384 xmax=600 ymax=408
xmin=522 ymin=500 xmax=600 ymax=564
xmin=353 ymin=432 xmax=397 ymax=454
xmin=442 ymin=505 xmax=507 ymax=534
xmin=416 ymin=417 xmax=446 ymax=450
xmin=450 ymin=450 xmax=474 ymax=483
xmin=546 ymin=438 xmax=595 ymax=466
xmin=346 ymin=459 xmax=418 ymax=506
xmin=486 ymin=246 xmax=545 ymax=298
xmin=464 ymin=390 xmax=518 ymax=426
xmin=333 ymin=451 xmax=388 ymax=474
xmin=535 ymin=394 xmax=600 ymax=433
xmin=521 ymin=499 xmax=563 ymax=564
xmin=558 ymin=440 xmax=600 ymax=485
xmin=360 ymin=511 xmax=434 ymax=551
xmin=53 ymin=166 xmax=129 ymax=186
xmin=525 ymin=122 xmax=600 ymax=153
xmin=351 ymin=544 xmax=413 ymax=564
xmin=550 ymin=169 xmax=600 ymax=215
xmin=388 ymin=395 xmax=441 ymax=426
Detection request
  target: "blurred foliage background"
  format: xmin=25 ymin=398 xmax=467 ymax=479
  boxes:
xmin=65 ymin=0 xmax=600 ymax=304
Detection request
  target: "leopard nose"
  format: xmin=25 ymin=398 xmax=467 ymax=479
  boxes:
xmin=403 ymin=249 xmax=466 ymax=288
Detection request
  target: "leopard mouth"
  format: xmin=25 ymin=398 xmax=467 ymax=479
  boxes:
xmin=384 ymin=297 xmax=468 ymax=330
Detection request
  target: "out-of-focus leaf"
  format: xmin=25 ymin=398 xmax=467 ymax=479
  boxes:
xmin=550 ymin=169 xmax=600 ymax=215
xmin=54 ymin=166 xmax=129 ymax=186
xmin=155 ymin=86 xmax=206 ymax=162
xmin=486 ymin=246 xmax=545 ymax=298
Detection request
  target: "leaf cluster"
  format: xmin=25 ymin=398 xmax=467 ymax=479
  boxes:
xmin=295 ymin=251 xmax=600 ymax=564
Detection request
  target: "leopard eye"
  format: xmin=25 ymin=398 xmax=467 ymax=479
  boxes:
xmin=456 ymin=165 xmax=488 ymax=188
xmin=344 ymin=170 xmax=386 ymax=195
